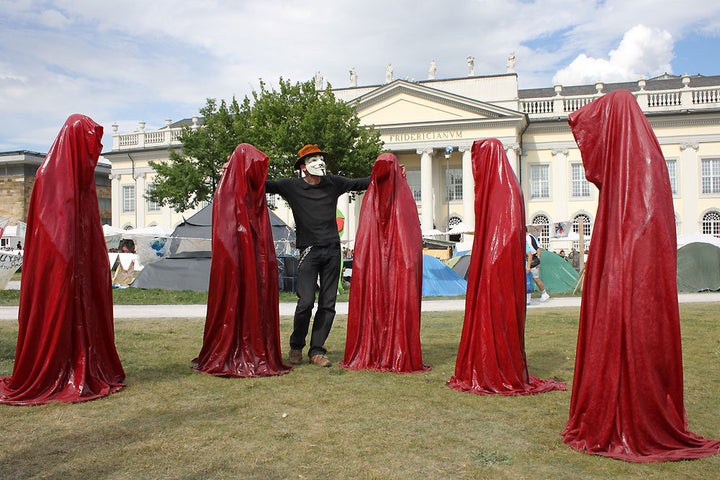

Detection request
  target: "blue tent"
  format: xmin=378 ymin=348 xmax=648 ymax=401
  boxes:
xmin=422 ymin=254 xmax=467 ymax=297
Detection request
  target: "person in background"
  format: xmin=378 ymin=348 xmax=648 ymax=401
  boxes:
xmin=526 ymin=241 xmax=534 ymax=306
xmin=526 ymin=227 xmax=550 ymax=301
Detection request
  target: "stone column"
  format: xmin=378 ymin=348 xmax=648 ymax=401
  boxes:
xmin=680 ymin=142 xmax=699 ymax=235
xmin=551 ymin=148 xmax=569 ymax=221
xmin=504 ymin=143 xmax=521 ymax=178
xmin=109 ymin=173 xmax=121 ymax=228
xmin=460 ymin=145 xmax=474 ymax=228
xmin=418 ymin=147 xmax=434 ymax=231
xmin=134 ymin=172 xmax=146 ymax=228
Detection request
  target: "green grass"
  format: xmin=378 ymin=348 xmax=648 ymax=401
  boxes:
xmin=0 ymin=304 xmax=718 ymax=479
xmin=0 ymin=288 xmax=303 ymax=305
xmin=0 ymin=288 xmax=464 ymax=305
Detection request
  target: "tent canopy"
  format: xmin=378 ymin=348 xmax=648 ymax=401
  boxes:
xmin=446 ymin=250 xmax=579 ymax=294
xmin=537 ymin=251 xmax=581 ymax=293
xmin=422 ymin=254 xmax=467 ymax=297
xmin=131 ymin=203 xmax=295 ymax=291
xmin=676 ymin=242 xmax=720 ymax=292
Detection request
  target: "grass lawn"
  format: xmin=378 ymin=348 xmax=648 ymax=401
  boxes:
xmin=0 ymin=288 xmax=319 ymax=306
xmin=0 ymin=304 xmax=718 ymax=479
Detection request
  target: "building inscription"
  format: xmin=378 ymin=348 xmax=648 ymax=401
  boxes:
xmin=386 ymin=131 xmax=463 ymax=143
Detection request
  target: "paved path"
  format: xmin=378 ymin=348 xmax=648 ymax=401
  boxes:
xmin=1 ymin=292 xmax=718 ymax=320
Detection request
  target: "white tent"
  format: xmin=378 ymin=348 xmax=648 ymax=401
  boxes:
xmin=677 ymin=232 xmax=720 ymax=248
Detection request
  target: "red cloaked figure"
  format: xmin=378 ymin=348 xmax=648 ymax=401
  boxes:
xmin=447 ymin=139 xmax=566 ymax=395
xmin=341 ymin=153 xmax=430 ymax=373
xmin=562 ymin=90 xmax=720 ymax=461
xmin=0 ymin=114 xmax=125 ymax=405
xmin=193 ymin=144 xmax=290 ymax=377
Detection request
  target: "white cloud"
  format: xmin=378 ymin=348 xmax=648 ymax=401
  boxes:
xmin=553 ymin=25 xmax=674 ymax=86
xmin=0 ymin=1 xmax=719 ymax=151
xmin=38 ymin=9 xmax=70 ymax=28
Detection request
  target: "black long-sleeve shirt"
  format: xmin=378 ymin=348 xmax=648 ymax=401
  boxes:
xmin=265 ymin=175 xmax=370 ymax=249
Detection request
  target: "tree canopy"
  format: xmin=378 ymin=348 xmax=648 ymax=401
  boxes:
xmin=148 ymin=78 xmax=383 ymax=211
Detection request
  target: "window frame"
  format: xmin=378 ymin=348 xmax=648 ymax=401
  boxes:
xmin=702 ymin=210 xmax=720 ymax=237
xmin=700 ymin=158 xmax=720 ymax=195
xmin=529 ymin=164 xmax=550 ymax=199
xmin=665 ymin=158 xmax=678 ymax=195
xmin=445 ymin=167 xmax=463 ymax=202
xmin=570 ymin=163 xmax=592 ymax=198
xmin=122 ymin=184 xmax=136 ymax=213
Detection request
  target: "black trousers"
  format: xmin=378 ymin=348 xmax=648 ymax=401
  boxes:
xmin=290 ymin=243 xmax=341 ymax=356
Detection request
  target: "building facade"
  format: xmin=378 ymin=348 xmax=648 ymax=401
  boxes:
xmin=105 ymin=71 xmax=720 ymax=251
xmin=0 ymin=150 xmax=112 ymax=247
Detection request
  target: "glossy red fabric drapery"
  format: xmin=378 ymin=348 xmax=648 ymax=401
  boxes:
xmin=0 ymin=114 xmax=125 ymax=405
xmin=562 ymin=90 xmax=720 ymax=461
xmin=193 ymin=144 xmax=290 ymax=377
xmin=447 ymin=139 xmax=566 ymax=395
xmin=341 ymin=153 xmax=429 ymax=373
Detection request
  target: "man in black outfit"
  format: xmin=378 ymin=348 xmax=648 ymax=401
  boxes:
xmin=265 ymin=144 xmax=370 ymax=367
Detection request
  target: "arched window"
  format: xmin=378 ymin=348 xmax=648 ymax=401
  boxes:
xmin=573 ymin=213 xmax=592 ymax=237
xmin=531 ymin=214 xmax=550 ymax=249
xmin=448 ymin=215 xmax=463 ymax=242
xmin=702 ymin=210 xmax=720 ymax=238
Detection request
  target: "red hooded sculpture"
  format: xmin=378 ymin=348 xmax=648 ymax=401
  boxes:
xmin=562 ymin=90 xmax=720 ymax=461
xmin=0 ymin=114 xmax=125 ymax=405
xmin=341 ymin=153 xmax=429 ymax=373
xmin=447 ymin=139 xmax=566 ymax=395
xmin=193 ymin=143 xmax=290 ymax=377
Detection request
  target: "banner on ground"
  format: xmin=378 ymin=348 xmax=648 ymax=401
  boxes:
xmin=0 ymin=251 xmax=23 ymax=290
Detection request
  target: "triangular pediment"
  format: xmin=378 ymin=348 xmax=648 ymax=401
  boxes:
xmin=351 ymin=80 xmax=523 ymax=126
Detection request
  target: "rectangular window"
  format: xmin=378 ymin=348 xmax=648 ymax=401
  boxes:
xmin=701 ymin=158 xmax=720 ymax=194
xmin=571 ymin=163 xmax=591 ymax=197
xmin=665 ymin=159 xmax=677 ymax=194
xmin=146 ymin=183 xmax=161 ymax=212
xmin=405 ymin=170 xmax=422 ymax=202
xmin=122 ymin=185 xmax=135 ymax=213
xmin=530 ymin=165 xmax=550 ymax=199
xmin=445 ymin=168 xmax=463 ymax=201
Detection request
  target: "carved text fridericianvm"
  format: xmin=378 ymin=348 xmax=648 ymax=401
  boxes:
xmin=387 ymin=131 xmax=463 ymax=143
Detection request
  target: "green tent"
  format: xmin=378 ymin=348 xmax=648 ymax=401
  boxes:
xmin=538 ymin=251 xmax=580 ymax=294
xmin=676 ymin=242 xmax=720 ymax=292
xmin=445 ymin=250 xmax=579 ymax=293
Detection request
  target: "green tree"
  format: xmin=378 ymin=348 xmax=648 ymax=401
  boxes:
xmin=148 ymin=78 xmax=383 ymax=211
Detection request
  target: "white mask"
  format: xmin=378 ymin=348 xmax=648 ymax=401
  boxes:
xmin=304 ymin=155 xmax=326 ymax=176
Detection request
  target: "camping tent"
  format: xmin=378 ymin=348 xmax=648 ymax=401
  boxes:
xmin=446 ymin=250 xmax=579 ymax=294
xmin=422 ymin=254 xmax=467 ymax=297
xmin=676 ymin=242 xmax=720 ymax=292
xmin=536 ymin=251 xmax=581 ymax=293
xmin=131 ymin=203 xmax=295 ymax=291
xmin=447 ymin=254 xmax=471 ymax=280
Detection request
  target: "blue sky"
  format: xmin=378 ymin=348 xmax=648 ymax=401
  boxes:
xmin=1 ymin=0 xmax=719 ymax=153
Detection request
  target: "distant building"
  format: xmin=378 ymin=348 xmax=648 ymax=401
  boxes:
xmin=105 ymin=71 xmax=720 ymax=250
xmin=0 ymin=150 xmax=112 ymax=248
xmin=102 ymin=117 xmax=205 ymax=231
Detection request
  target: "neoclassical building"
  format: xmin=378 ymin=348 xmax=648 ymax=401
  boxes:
xmin=104 ymin=70 xmax=720 ymax=251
